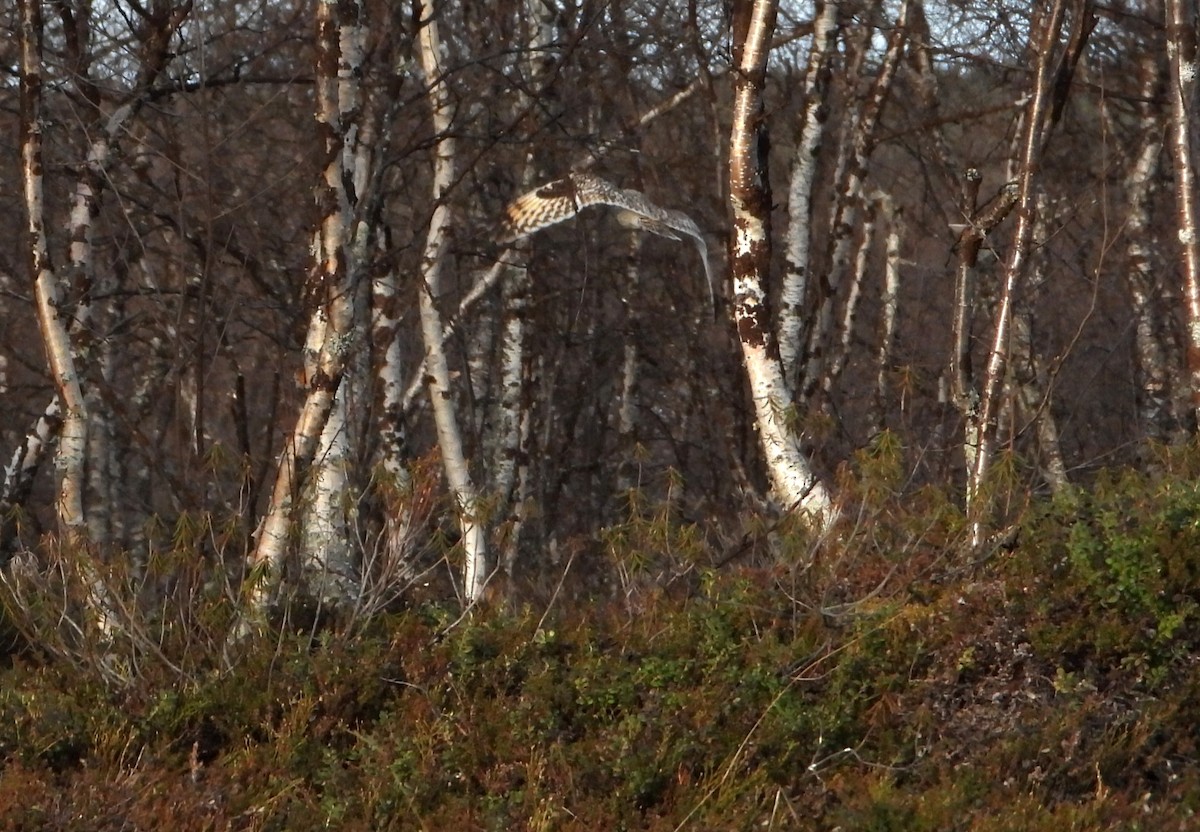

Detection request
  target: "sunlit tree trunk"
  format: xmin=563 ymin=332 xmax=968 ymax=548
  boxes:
xmin=416 ymin=0 xmax=489 ymax=603
xmin=19 ymin=0 xmax=88 ymax=538
xmin=1164 ymin=0 xmax=1200 ymax=426
xmin=869 ymin=193 xmax=902 ymax=435
xmin=301 ymin=0 xmax=374 ymax=605
xmin=729 ymin=0 xmax=834 ymax=527
xmin=951 ymin=169 xmax=985 ymax=514
xmin=968 ymin=0 xmax=1066 ymax=546
xmin=250 ymin=0 xmax=359 ymax=605
xmin=398 ymin=260 xmax=509 ymax=419
xmin=6 ymin=0 xmax=192 ymax=557
xmin=779 ymin=0 xmax=838 ymax=383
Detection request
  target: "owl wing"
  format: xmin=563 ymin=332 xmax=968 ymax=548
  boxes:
xmin=498 ymin=173 xmax=715 ymax=317
xmin=498 ymin=174 xmax=628 ymax=242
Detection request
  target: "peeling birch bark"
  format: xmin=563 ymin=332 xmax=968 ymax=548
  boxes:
xmin=416 ymin=0 xmax=490 ymax=603
xmin=729 ymin=0 xmax=834 ymax=528
xmin=249 ymin=0 xmax=360 ymax=606
xmin=19 ymin=0 xmax=89 ymax=537
xmin=1164 ymin=0 xmax=1200 ymax=425
xmin=301 ymin=0 xmax=372 ymax=605
xmin=779 ymin=0 xmax=839 ymax=383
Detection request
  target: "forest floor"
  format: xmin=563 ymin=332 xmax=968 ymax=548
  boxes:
xmin=2 ymin=446 xmax=1200 ymax=830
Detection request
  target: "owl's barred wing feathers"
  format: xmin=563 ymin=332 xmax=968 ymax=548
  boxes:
xmin=498 ymin=173 xmax=715 ymax=315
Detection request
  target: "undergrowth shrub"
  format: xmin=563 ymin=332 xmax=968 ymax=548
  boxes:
xmin=1020 ymin=470 xmax=1200 ymax=690
xmin=0 ymin=455 xmax=1198 ymax=828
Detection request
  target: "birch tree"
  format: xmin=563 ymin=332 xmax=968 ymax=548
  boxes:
xmin=1164 ymin=0 xmax=1200 ymax=426
xmin=18 ymin=0 xmax=88 ymax=539
xmin=779 ymin=0 xmax=839 ymax=384
xmin=486 ymin=0 xmax=560 ymax=578
xmin=802 ymin=0 xmax=910 ymax=407
xmin=299 ymin=0 xmax=381 ymax=606
xmin=967 ymin=0 xmax=1068 ymax=545
xmin=416 ymin=0 xmax=489 ymax=603
xmin=870 ymin=193 xmax=902 ymax=435
xmin=250 ymin=0 xmax=360 ymax=607
xmin=1117 ymin=50 xmax=1177 ymax=443
xmin=729 ymin=0 xmax=834 ymax=526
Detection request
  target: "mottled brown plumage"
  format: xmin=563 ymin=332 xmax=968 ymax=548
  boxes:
xmin=499 ymin=173 xmax=714 ymax=313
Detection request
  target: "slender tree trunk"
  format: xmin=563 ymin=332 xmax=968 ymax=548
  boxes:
xmin=371 ymin=234 xmax=422 ymax=580
xmin=397 ymin=260 xmax=507 ymax=419
xmin=802 ymin=0 xmax=909 ymax=406
xmin=616 ymin=234 xmax=646 ymax=497
xmin=493 ymin=257 xmax=531 ymax=575
xmin=1010 ymin=193 xmax=1068 ymax=493
xmin=729 ymin=0 xmax=834 ymax=527
xmin=779 ymin=0 xmax=839 ymax=383
xmin=1119 ymin=51 xmax=1176 ymax=442
xmin=301 ymin=0 xmax=373 ymax=605
xmin=6 ymin=0 xmax=191 ymax=556
xmin=870 ymin=193 xmax=902 ymax=435
xmin=483 ymin=0 xmax=561 ymax=578
xmin=250 ymin=0 xmax=359 ymax=604
xmin=416 ymin=0 xmax=489 ymax=603
xmin=19 ymin=0 xmax=88 ymax=537
xmin=374 ymin=238 xmax=409 ymax=482
xmin=0 ymin=400 xmax=60 ymax=559
xmin=968 ymin=0 xmax=1066 ymax=546
xmin=825 ymin=196 xmax=878 ymax=393
xmin=1164 ymin=0 xmax=1200 ymax=426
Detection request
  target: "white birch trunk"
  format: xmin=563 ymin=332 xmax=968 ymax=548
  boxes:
xmin=303 ymin=384 xmax=358 ymax=604
xmin=1164 ymin=0 xmax=1200 ymax=426
xmin=870 ymin=193 xmax=901 ymax=434
xmin=1010 ymin=194 xmax=1068 ymax=493
xmin=493 ymin=264 xmax=531 ymax=575
xmin=250 ymin=0 xmax=359 ymax=603
xmin=1119 ymin=53 xmax=1175 ymax=441
xmin=398 ymin=259 xmax=509 ymax=419
xmin=301 ymin=4 xmax=371 ymax=605
xmin=19 ymin=0 xmax=88 ymax=537
xmin=729 ymin=0 xmax=834 ymax=528
xmin=968 ymin=0 xmax=1065 ymax=546
xmin=488 ymin=0 xmax=559 ymax=576
xmin=374 ymin=253 xmax=409 ymax=482
xmin=416 ymin=1 xmax=490 ymax=603
xmin=825 ymin=196 xmax=877 ymax=393
xmin=779 ymin=0 xmax=839 ymax=382
xmin=802 ymin=0 xmax=908 ymax=405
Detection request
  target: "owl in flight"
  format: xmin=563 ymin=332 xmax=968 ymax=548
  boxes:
xmin=498 ymin=173 xmax=715 ymax=315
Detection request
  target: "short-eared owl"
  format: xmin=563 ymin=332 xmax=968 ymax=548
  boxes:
xmin=499 ymin=173 xmax=714 ymax=313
